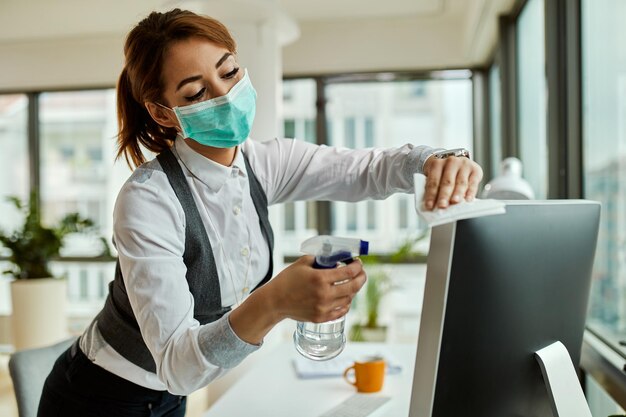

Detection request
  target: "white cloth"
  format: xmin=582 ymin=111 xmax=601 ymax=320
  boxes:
xmin=80 ymin=137 xmax=435 ymax=395
xmin=413 ymin=174 xmax=506 ymax=227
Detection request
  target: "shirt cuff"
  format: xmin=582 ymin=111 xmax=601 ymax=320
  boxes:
xmin=197 ymin=311 xmax=262 ymax=369
xmin=403 ymin=146 xmax=445 ymax=183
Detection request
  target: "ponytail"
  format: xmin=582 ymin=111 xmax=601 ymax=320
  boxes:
xmin=116 ymin=68 xmax=176 ymax=169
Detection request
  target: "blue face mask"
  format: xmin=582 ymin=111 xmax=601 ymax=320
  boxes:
xmin=162 ymin=69 xmax=256 ymax=148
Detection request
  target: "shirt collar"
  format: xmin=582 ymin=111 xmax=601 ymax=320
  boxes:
xmin=174 ymin=137 xmax=247 ymax=192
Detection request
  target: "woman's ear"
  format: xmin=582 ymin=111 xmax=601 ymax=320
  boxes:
xmin=145 ymin=102 xmax=179 ymax=129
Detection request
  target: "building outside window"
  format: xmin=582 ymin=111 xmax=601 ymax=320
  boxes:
xmin=277 ymin=79 xmax=319 ymax=256
xmin=280 ymin=76 xmax=473 ymax=254
xmin=516 ymin=0 xmax=548 ymax=198
xmin=0 ymin=94 xmax=29 ymax=234
xmin=39 ymin=90 xmax=121 ymax=255
xmin=326 ymin=78 xmax=473 ymax=253
xmin=583 ymin=0 xmax=626 ymax=337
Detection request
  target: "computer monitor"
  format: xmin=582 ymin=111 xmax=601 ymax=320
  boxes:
xmin=409 ymin=200 xmax=600 ymax=417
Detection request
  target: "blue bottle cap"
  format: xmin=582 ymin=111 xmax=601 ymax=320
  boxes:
xmin=360 ymin=240 xmax=369 ymax=256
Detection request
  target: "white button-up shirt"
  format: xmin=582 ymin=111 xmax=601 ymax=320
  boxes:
xmin=80 ymin=137 xmax=434 ymax=395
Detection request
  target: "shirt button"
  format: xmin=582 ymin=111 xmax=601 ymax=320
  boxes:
xmin=241 ymin=247 xmax=250 ymax=257
xmin=233 ymin=206 xmax=241 ymax=215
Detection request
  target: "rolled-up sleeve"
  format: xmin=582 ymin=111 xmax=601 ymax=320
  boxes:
xmin=113 ymin=168 xmax=260 ymax=395
xmin=243 ymin=138 xmax=436 ymax=205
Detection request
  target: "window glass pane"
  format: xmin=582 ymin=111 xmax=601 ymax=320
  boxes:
xmin=364 ymin=117 xmax=375 ymax=148
xmin=582 ymin=0 xmax=626 ymax=340
xmin=489 ymin=64 xmax=503 ymax=180
xmin=516 ymin=0 xmax=547 ymax=198
xmin=346 ymin=204 xmax=357 ymax=231
xmin=282 ymin=79 xmax=316 ymax=140
xmin=326 ymin=78 xmax=473 ymax=252
xmin=344 ymin=117 xmax=356 ymax=149
xmin=284 ymin=119 xmax=295 ymax=138
xmin=39 ymin=89 xmax=129 ymax=256
xmin=306 ymin=201 xmax=317 ymax=230
xmin=284 ymin=202 xmax=295 ymax=231
xmin=398 ymin=197 xmax=409 ymax=229
xmin=0 ymin=94 xmax=29 ymax=233
xmin=304 ymin=119 xmax=316 ymax=144
xmin=366 ymin=201 xmax=376 ymax=231
xmin=279 ymin=79 xmax=318 ymax=249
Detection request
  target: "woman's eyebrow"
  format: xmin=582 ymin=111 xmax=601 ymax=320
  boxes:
xmin=174 ymin=53 xmax=233 ymax=92
xmin=175 ymin=75 xmax=202 ymax=92
xmin=215 ymin=52 xmax=232 ymax=68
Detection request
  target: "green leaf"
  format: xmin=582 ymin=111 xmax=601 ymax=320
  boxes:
xmin=0 ymin=190 xmax=104 ymax=279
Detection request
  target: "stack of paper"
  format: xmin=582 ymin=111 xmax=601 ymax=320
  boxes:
xmin=413 ymin=174 xmax=506 ymax=227
xmin=292 ymin=355 xmax=402 ymax=379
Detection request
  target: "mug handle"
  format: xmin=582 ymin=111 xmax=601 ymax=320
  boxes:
xmin=343 ymin=365 xmax=357 ymax=387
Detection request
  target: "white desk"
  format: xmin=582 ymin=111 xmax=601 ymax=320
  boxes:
xmin=203 ymin=342 xmax=417 ymax=417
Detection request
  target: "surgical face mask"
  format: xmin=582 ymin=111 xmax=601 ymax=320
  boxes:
xmin=159 ymin=69 xmax=256 ymax=148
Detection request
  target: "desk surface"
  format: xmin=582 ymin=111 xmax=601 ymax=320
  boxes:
xmin=203 ymin=342 xmax=417 ymax=417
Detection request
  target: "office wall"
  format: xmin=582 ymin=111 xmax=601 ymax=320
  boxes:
xmin=282 ymin=0 xmax=515 ymax=75
xmin=0 ymin=35 xmax=124 ymax=92
xmin=282 ymin=16 xmax=468 ymax=75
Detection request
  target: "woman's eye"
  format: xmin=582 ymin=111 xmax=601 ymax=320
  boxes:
xmin=223 ymin=67 xmax=240 ymax=79
xmin=185 ymin=88 xmax=206 ymax=102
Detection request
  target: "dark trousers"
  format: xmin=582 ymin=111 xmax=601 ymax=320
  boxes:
xmin=37 ymin=343 xmax=187 ymax=417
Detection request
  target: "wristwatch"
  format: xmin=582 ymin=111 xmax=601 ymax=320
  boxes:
xmin=432 ymin=148 xmax=471 ymax=159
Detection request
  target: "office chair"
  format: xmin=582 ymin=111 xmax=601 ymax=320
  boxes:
xmin=8 ymin=337 xmax=76 ymax=417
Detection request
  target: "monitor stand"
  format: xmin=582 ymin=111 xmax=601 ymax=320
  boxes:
xmin=535 ymin=341 xmax=592 ymax=417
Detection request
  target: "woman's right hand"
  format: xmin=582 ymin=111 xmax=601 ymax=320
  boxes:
xmin=266 ymin=255 xmax=367 ymax=324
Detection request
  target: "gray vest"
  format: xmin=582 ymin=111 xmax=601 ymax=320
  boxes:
xmin=96 ymin=148 xmax=274 ymax=373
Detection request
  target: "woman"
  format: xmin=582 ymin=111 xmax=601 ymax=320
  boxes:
xmin=38 ymin=8 xmax=482 ymax=417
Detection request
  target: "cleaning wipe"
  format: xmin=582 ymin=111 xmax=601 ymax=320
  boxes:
xmin=414 ymin=174 xmax=506 ymax=227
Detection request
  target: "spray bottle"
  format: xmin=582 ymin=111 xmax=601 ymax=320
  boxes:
xmin=294 ymin=235 xmax=369 ymax=361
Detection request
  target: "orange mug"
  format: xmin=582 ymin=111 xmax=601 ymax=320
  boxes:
xmin=343 ymin=356 xmax=386 ymax=393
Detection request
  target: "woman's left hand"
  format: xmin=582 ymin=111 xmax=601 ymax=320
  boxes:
xmin=422 ymin=156 xmax=483 ymax=210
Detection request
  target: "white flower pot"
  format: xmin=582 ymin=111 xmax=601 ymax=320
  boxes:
xmin=10 ymin=278 xmax=68 ymax=350
xmin=359 ymin=325 xmax=388 ymax=343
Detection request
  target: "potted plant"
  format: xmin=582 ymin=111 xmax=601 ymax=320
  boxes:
xmin=349 ymin=234 xmax=428 ymax=343
xmin=349 ymin=258 xmax=392 ymax=342
xmin=0 ymin=191 xmax=95 ymax=349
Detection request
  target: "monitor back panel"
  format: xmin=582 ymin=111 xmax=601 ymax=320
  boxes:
xmin=432 ymin=201 xmax=600 ymax=417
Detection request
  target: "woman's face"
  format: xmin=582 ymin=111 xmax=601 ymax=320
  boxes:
xmin=147 ymin=36 xmax=243 ymax=128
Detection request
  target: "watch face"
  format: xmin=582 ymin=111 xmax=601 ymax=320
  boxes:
xmin=435 ymin=148 xmax=470 ymax=159
xmin=434 ymin=151 xmax=454 ymax=159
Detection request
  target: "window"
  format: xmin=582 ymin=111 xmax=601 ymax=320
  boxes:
xmin=0 ymin=89 xmax=127 ymax=321
xmin=366 ymin=201 xmax=376 ymax=231
xmin=284 ymin=202 xmax=296 ymax=231
xmin=326 ymin=78 xmax=473 ymax=252
xmin=346 ymin=204 xmax=357 ymax=231
xmin=344 ymin=117 xmax=356 ymax=149
xmin=280 ymin=79 xmax=318 ymax=242
xmin=516 ymin=0 xmax=548 ymax=198
xmin=489 ymin=64 xmax=503 ymax=179
xmin=0 ymin=94 xmax=29 ymax=233
xmin=284 ymin=119 xmax=295 ymax=138
xmin=398 ymin=197 xmax=409 ymax=229
xmin=38 ymin=90 xmax=124 ymax=255
xmin=364 ymin=117 xmax=375 ymax=148
xmin=304 ymin=119 xmax=316 ymax=144
xmin=582 ymin=0 xmax=626 ymax=338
